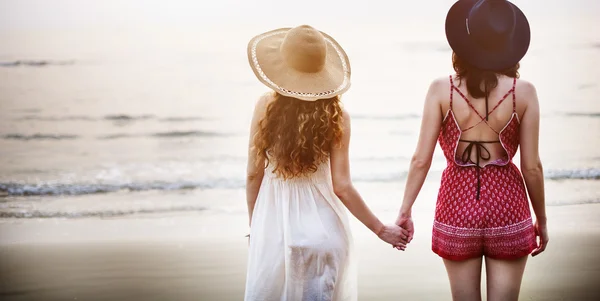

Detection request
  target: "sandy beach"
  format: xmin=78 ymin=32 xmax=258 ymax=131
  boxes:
xmin=2 ymin=202 xmax=599 ymax=301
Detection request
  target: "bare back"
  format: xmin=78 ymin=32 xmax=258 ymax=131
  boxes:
xmin=440 ymin=75 xmax=527 ymax=167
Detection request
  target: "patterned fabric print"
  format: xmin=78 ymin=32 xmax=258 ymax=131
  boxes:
xmin=439 ymin=112 xmax=463 ymax=166
xmin=480 ymin=165 xmax=530 ymax=227
xmin=432 ymin=76 xmax=536 ymax=260
xmin=479 ymin=164 xmax=537 ymax=259
xmin=483 ymin=219 xmax=536 ymax=259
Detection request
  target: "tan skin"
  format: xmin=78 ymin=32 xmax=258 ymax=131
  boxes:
xmin=395 ymin=75 xmax=548 ymax=301
xmin=246 ymin=94 xmax=409 ymax=249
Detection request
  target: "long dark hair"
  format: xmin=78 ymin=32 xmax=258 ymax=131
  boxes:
xmin=253 ymin=92 xmax=344 ymax=179
xmin=452 ymin=52 xmax=520 ymax=98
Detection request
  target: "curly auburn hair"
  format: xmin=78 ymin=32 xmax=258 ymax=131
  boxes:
xmin=253 ymin=92 xmax=344 ymax=179
xmin=452 ymin=52 xmax=520 ymax=99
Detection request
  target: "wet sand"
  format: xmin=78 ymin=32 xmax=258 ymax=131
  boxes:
xmin=1 ymin=204 xmax=599 ymax=301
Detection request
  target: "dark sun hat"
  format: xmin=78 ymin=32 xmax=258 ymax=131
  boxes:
xmin=445 ymin=0 xmax=530 ymax=71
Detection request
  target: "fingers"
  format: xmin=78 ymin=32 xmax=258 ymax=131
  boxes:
xmin=400 ymin=228 xmax=409 ymax=237
xmin=393 ymin=244 xmax=406 ymax=251
xmin=399 ymin=231 xmax=411 ymax=243
xmin=532 ymin=224 xmax=549 ymax=257
xmin=397 ymin=225 xmax=413 ymax=243
xmin=393 ymin=234 xmax=408 ymax=250
xmin=392 ymin=225 xmax=409 ymax=243
xmin=531 ymin=232 xmax=541 ymax=256
xmin=532 ymin=235 xmax=548 ymax=257
xmin=385 ymin=222 xmax=413 ymax=246
xmin=394 ymin=240 xmax=407 ymax=247
xmin=392 ymin=228 xmax=409 ymax=251
xmin=531 ymin=241 xmax=545 ymax=256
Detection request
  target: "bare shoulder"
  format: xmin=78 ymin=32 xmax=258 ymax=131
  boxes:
xmin=431 ymin=76 xmax=451 ymax=92
xmin=432 ymin=76 xmax=451 ymax=87
xmin=253 ymin=91 xmax=275 ymax=116
xmin=426 ymin=76 xmax=451 ymax=102
xmin=340 ymin=108 xmax=352 ymax=130
xmin=515 ymin=78 xmax=538 ymax=105
xmin=256 ymin=91 xmax=274 ymax=107
xmin=341 ymin=107 xmax=351 ymax=120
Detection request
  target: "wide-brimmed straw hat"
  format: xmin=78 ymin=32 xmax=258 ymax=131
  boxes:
xmin=446 ymin=0 xmax=530 ymax=71
xmin=247 ymin=25 xmax=351 ymax=101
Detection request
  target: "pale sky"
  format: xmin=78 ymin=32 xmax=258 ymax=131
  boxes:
xmin=0 ymin=0 xmax=598 ymax=30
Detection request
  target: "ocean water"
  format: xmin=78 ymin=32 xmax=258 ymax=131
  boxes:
xmin=0 ymin=0 xmax=599 ymax=219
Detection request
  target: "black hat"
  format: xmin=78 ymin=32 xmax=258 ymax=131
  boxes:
xmin=445 ymin=0 xmax=530 ymax=71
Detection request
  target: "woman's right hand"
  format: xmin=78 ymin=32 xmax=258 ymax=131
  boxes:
xmin=377 ymin=224 xmax=409 ymax=250
xmin=532 ymin=219 xmax=549 ymax=257
xmin=395 ymin=214 xmax=414 ymax=244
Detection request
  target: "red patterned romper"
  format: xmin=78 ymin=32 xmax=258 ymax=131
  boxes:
xmin=432 ymin=76 xmax=537 ymax=260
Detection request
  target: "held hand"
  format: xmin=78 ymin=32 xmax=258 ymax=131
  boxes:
xmin=395 ymin=214 xmax=414 ymax=243
xmin=377 ymin=224 xmax=409 ymax=251
xmin=531 ymin=220 xmax=549 ymax=257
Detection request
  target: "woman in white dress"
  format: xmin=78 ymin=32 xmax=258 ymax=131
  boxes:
xmin=244 ymin=25 xmax=409 ymax=301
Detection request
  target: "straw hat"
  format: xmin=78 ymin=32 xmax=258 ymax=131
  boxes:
xmin=247 ymin=25 xmax=351 ymax=101
xmin=446 ymin=0 xmax=530 ymax=71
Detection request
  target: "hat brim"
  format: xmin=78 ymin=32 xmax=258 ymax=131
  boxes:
xmin=445 ymin=0 xmax=530 ymax=71
xmin=247 ymin=28 xmax=351 ymax=101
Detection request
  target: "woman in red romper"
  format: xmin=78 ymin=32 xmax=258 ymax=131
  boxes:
xmin=395 ymin=1 xmax=549 ymax=300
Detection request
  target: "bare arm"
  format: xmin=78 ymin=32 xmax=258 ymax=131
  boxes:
xmin=331 ymin=110 xmax=408 ymax=247
xmin=396 ymin=79 xmax=444 ymax=240
xmin=518 ymin=81 xmax=548 ymax=256
xmin=246 ymin=94 xmax=269 ymax=227
xmin=519 ymin=82 xmax=546 ymax=222
xmin=399 ymin=80 xmax=443 ymax=214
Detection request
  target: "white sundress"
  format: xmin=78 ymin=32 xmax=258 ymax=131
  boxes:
xmin=244 ymin=159 xmax=356 ymax=301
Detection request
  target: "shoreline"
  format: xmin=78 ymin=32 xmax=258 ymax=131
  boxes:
xmin=1 ymin=203 xmax=600 ymax=300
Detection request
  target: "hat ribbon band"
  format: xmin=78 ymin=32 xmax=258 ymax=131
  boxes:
xmin=465 ymin=18 xmax=471 ymax=35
